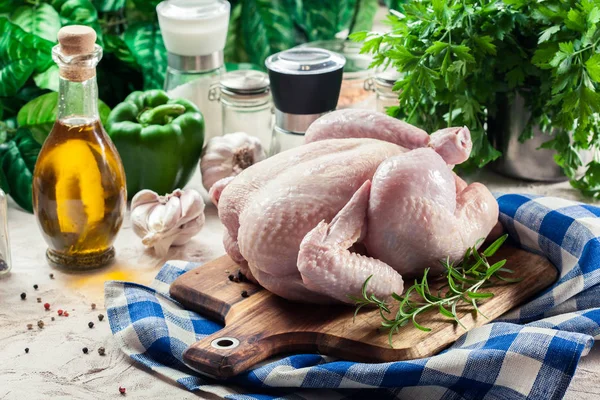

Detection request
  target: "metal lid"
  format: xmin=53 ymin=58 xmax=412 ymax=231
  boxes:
xmin=375 ymin=69 xmax=402 ymax=87
xmin=156 ymin=0 xmax=229 ymax=21
xmin=220 ymin=70 xmax=270 ymax=96
xmin=265 ymin=47 xmax=345 ymax=76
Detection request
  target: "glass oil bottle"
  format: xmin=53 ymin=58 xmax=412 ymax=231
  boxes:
xmin=33 ymin=26 xmax=127 ymax=269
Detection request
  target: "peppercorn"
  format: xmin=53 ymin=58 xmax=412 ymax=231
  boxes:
xmin=63 ymin=311 xmax=69 ymax=317
xmin=88 ymin=321 xmax=94 ymax=329
xmin=82 ymin=347 xmax=88 ymax=354
xmin=228 ymin=274 xmax=234 ymax=281
xmin=44 ymin=303 xmax=50 ymax=310
xmin=237 ymin=270 xmax=245 ymax=282
xmin=119 ymin=387 xmax=126 ymax=395
xmin=20 ymin=292 xmax=26 ymax=300
xmin=24 ymin=348 xmax=29 ymax=354
xmin=27 ymin=323 xmax=33 ymax=330
xmin=49 ymin=273 xmax=54 ymax=279
xmin=33 ymin=284 xmax=38 ymax=290
xmin=98 ymin=347 xmax=106 ymax=356
xmin=37 ymin=320 xmax=44 ymax=329
xmin=51 ymin=317 xmax=55 ymax=321
xmin=57 ymin=309 xmax=63 ymax=316
xmin=241 ymin=290 xmax=249 ymax=298
xmin=98 ymin=314 xmax=104 ymax=321
xmin=91 ymin=303 xmax=96 ymax=310
xmin=37 ymin=297 xmax=42 ymax=303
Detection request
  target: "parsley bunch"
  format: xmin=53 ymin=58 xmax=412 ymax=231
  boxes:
xmin=352 ymin=0 xmax=600 ymax=195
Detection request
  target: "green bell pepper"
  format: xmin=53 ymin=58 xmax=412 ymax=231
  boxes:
xmin=106 ymin=90 xmax=205 ymax=198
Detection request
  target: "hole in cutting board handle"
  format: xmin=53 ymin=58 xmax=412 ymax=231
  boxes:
xmin=211 ymin=337 xmax=240 ymax=349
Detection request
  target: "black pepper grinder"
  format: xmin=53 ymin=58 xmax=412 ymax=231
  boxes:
xmin=265 ymin=47 xmax=345 ymax=155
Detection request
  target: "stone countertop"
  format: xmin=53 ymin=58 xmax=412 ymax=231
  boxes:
xmin=0 ymin=170 xmax=598 ymax=400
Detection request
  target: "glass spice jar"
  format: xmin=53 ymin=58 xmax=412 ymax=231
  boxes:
xmin=217 ymin=70 xmax=273 ymax=151
xmin=0 ymin=189 xmax=11 ymax=276
xmin=375 ymin=70 xmax=401 ymax=113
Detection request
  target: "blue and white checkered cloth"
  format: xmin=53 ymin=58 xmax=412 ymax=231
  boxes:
xmin=106 ymin=194 xmax=600 ymax=399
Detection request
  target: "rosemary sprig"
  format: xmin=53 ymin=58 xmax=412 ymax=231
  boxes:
xmin=350 ymin=234 xmax=520 ymax=347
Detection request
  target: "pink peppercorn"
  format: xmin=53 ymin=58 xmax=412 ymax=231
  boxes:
xmin=44 ymin=303 xmax=50 ymax=310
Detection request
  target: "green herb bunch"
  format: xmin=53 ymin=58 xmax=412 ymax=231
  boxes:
xmin=352 ymin=0 xmax=600 ymax=196
xmin=350 ymin=234 xmax=519 ymax=347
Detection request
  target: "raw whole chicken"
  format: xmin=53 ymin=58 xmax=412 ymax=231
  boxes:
xmin=211 ymin=109 xmax=499 ymax=304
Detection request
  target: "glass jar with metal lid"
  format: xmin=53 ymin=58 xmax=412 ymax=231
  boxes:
xmin=375 ymin=69 xmax=401 ymax=113
xmin=218 ymin=70 xmax=273 ymax=151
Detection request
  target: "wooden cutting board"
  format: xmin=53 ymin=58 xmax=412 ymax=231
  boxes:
xmin=170 ymin=244 xmax=557 ymax=379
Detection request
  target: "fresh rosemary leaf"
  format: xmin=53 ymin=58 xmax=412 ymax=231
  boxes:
xmin=438 ymin=304 xmax=455 ymax=319
xmin=412 ymin=314 xmax=432 ymax=332
xmin=482 ymin=234 xmax=508 ymax=257
xmin=466 ymin=291 xmax=494 ymax=299
xmin=351 ymin=234 xmax=519 ymax=347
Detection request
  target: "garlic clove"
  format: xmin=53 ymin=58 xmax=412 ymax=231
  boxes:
xmin=131 ymin=202 xmax=155 ymax=237
xmin=179 ymin=189 xmax=205 ymax=222
xmin=130 ymin=188 xmax=206 ymax=257
xmin=171 ymin=218 xmax=205 ymax=246
xmin=131 ymin=189 xmax=160 ymax=209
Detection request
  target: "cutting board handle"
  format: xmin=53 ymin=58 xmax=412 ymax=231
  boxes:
xmin=184 ymin=316 xmax=312 ymax=378
xmin=170 ymin=256 xmax=262 ymax=324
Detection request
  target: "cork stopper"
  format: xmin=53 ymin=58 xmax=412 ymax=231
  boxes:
xmin=57 ymin=25 xmax=96 ymax=56
xmin=56 ymin=26 xmax=98 ymax=82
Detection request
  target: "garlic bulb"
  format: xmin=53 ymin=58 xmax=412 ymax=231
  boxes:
xmin=130 ymin=188 xmax=205 ymax=257
xmin=200 ymin=132 xmax=266 ymax=191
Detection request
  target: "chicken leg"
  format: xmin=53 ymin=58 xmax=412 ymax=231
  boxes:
xmin=298 ymin=181 xmax=404 ymax=303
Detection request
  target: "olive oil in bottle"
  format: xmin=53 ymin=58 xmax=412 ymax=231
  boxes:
xmin=33 ymin=26 xmax=127 ymax=269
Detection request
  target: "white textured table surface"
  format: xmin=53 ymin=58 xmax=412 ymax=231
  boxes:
xmin=0 ymin=170 xmax=598 ymax=400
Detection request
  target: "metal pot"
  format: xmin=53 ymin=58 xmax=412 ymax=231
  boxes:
xmin=488 ymin=93 xmax=569 ymax=182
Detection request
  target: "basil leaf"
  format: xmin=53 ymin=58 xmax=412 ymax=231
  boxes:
xmin=240 ymin=0 xmax=295 ymax=66
xmin=16 ymin=92 xmax=57 ymax=144
xmin=0 ymin=18 xmax=36 ymax=97
xmin=92 ymin=0 xmax=126 ymax=12
xmin=52 ymin=0 xmax=98 ymax=26
xmin=299 ymin=0 xmax=357 ymax=41
xmin=17 ymin=92 xmax=112 ymax=145
xmin=224 ymin=3 xmax=249 ymax=63
xmin=0 ymin=128 xmax=41 ymax=212
xmin=33 ymin=65 xmax=59 ymax=91
xmin=350 ymin=0 xmax=379 ymax=33
xmin=124 ymin=22 xmax=167 ymax=90
xmin=103 ymin=34 xmax=138 ymax=69
xmin=11 ymin=4 xmax=61 ymax=43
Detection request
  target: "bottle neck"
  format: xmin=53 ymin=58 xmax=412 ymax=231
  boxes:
xmin=57 ymin=75 xmax=99 ymax=122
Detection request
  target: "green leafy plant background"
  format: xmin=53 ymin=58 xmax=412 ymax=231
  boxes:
xmin=0 ymin=0 xmax=384 ymax=211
